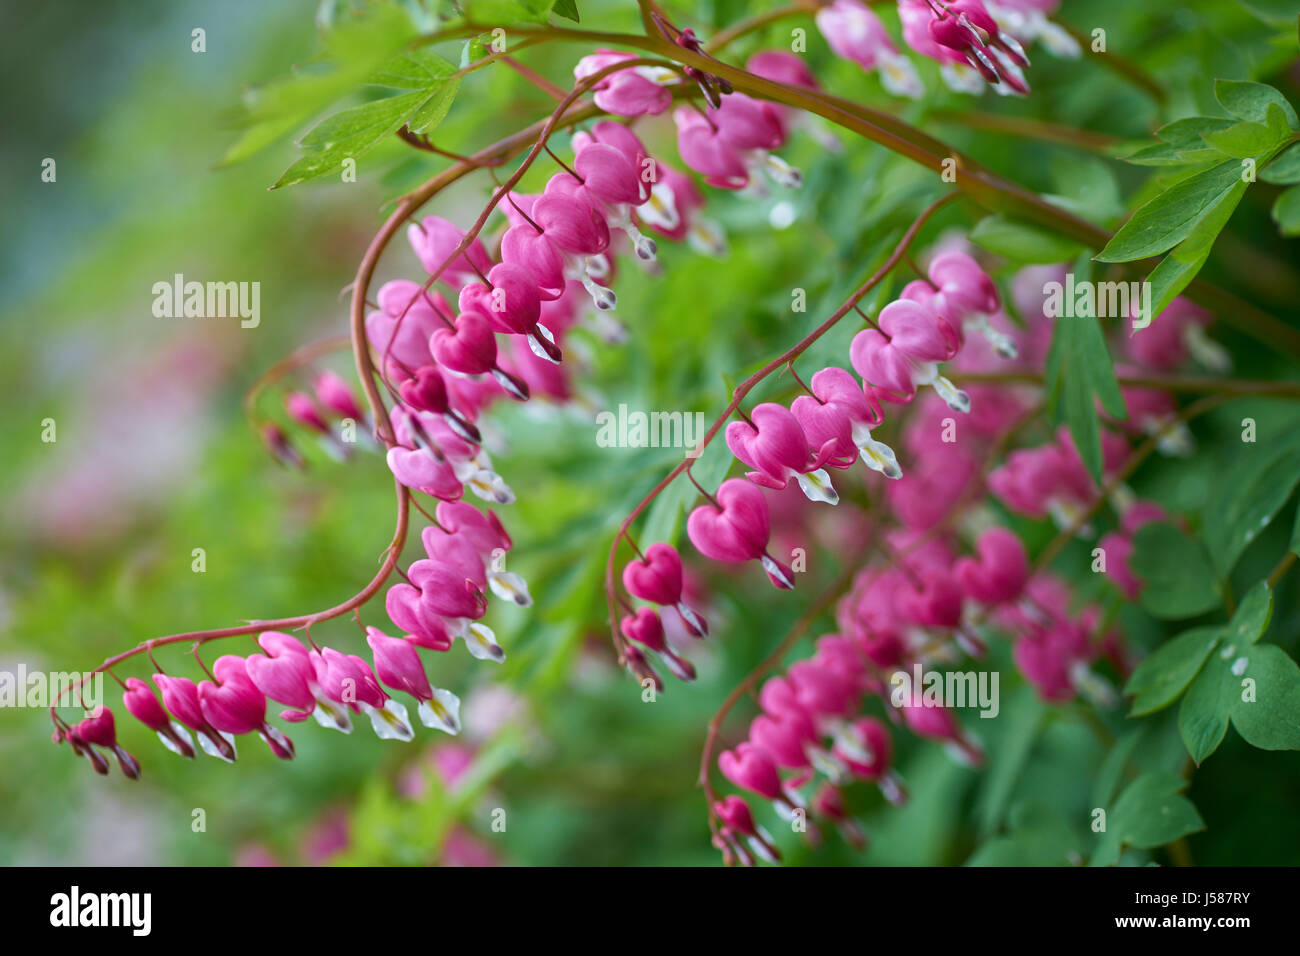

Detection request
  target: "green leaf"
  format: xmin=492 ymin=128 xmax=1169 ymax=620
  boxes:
xmin=274 ymin=91 xmax=426 ymax=188
xmin=1201 ymin=430 xmax=1300 ymax=576
xmin=969 ymin=215 xmax=1088 ymax=264
xmin=1201 ymin=119 xmax=1286 ymax=158
xmin=1214 ymin=78 xmax=1299 ymax=130
xmin=1091 ymin=727 xmax=1144 ymax=809
xmin=220 ymin=4 xmax=416 ymax=167
xmin=465 ymin=0 xmax=558 ymax=23
xmin=1291 ymin=504 xmax=1300 ymax=557
xmin=1043 ymin=258 xmax=1126 ymax=482
xmin=974 ymin=685 xmax=1047 ymax=837
xmin=552 ymin=0 xmax=581 ymax=21
xmin=1179 ymin=652 xmax=1236 ymax=765
xmin=1130 ymin=523 xmax=1223 ymax=619
xmin=370 ymin=49 xmax=457 ymax=89
xmin=1125 ymin=626 xmax=1222 ymax=716
xmin=1261 ymin=142 xmax=1300 ymax=184
xmin=1230 ymin=645 xmax=1300 ymax=750
xmin=1097 ymin=159 xmax=1247 ymax=262
xmin=407 ymin=75 xmax=461 ymax=133
xmin=1224 ymin=580 xmax=1273 ymax=647
xmin=1091 ymin=772 xmax=1205 ymax=866
xmin=1272 ymin=185 xmax=1300 ymax=237
xmin=1119 ymin=117 xmax=1237 ymax=167
xmin=1143 ymin=174 xmax=1249 ymax=320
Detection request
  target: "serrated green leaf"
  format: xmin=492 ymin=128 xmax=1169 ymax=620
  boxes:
xmin=1261 ymin=142 xmax=1300 ymax=184
xmin=1097 ymin=159 xmax=1246 ymax=262
xmin=1214 ymin=78 xmax=1299 ymax=129
xmin=407 ymin=76 xmax=460 ymax=133
xmin=969 ymin=215 xmax=1088 ymax=264
xmin=221 ymin=4 xmax=416 ymax=167
xmin=371 ymin=49 xmax=457 ymax=89
xmin=275 ymin=91 xmax=425 ymax=188
xmin=1125 ymin=626 xmax=1222 ymax=716
xmin=1230 ymin=644 xmax=1300 ymax=750
xmin=1272 ymin=184 xmax=1300 ymax=236
xmin=1130 ymin=523 xmax=1223 ymax=619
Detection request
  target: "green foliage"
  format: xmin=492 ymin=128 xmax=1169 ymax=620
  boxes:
xmin=1129 ymin=523 xmax=1223 ymax=618
xmin=1090 ymin=772 xmax=1204 ymax=867
xmin=1101 ymin=80 xmax=1299 ymax=315
xmin=1044 ymin=257 xmax=1126 ymax=483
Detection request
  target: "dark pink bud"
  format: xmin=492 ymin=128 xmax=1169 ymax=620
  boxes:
xmin=313 ymin=370 xmax=364 ymax=421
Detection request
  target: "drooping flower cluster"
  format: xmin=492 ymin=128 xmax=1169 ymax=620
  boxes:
xmin=680 ymin=251 xmax=1006 ymax=601
xmin=697 ymin=239 xmax=1233 ymax=862
xmin=815 ymin=0 xmax=1079 ymax=99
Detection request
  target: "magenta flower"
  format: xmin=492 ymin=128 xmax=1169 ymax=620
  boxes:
xmin=718 ymin=741 xmax=786 ymax=803
xmin=407 ymin=214 xmax=492 ymax=289
xmin=620 ymin=606 xmax=695 ymax=681
xmin=123 ymin=676 xmax=195 ymax=758
xmin=313 ymin=370 xmax=364 ymax=422
xmin=198 ymin=655 xmax=294 ymax=759
xmin=366 ymin=627 xmax=461 ymax=734
xmin=809 ymin=366 xmax=901 ymax=478
xmin=816 ymin=0 xmax=924 ymax=98
xmin=386 ymin=581 xmax=454 ymax=651
xmin=574 ymin=49 xmax=673 ymax=117
xmin=153 ymin=674 xmax=237 ymax=762
xmin=726 ymin=402 xmax=839 ymax=503
xmin=622 ymin=542 xmax=708 ymax=637
xmin=73 ymin=707 xmax=141 ymax=779
xmin=687 ymin=478 xmax=794 ymax=588
xmin=714 ymin=794 xmax=781 ymax=864
xmin=955 ymin=527 xmax=1029 ymax=604
xmin=311 ymin=648 xmax=414 ymax=741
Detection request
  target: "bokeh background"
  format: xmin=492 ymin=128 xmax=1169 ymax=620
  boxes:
xmin=3 ymin=0 xmax=1299 ymax=865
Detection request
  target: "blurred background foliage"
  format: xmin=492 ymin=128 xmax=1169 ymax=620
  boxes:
xmin=2 ymin=0 xmax=1299 ymax=865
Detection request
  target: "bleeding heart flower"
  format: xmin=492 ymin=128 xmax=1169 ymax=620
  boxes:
xmin=955 ymin=527 xmax=1028 ymax=604
xmin=688 ymin=479 xmax=793 ymax=588
xmin=429 ymin=309 xmax=498 ymax=376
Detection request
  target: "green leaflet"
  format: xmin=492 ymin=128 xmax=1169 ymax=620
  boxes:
xmin=1043 ymin=258 xmax=1126 ymax=483
xmin=1097 ymin=159 xmax=1252 ymax=262
xmin=1090 ymin=772 xmax=1204 ymax=867
xmin=274 ymin=50 xmax=460 ymax=187
xmin=1125 ymin=627 xmax=1223 ymax=716
xmin=1214 ymin=78 xmax=1300 ymax=129
xmin=1272 ymin=185 xmax=1300 ymax=237
xmin=1261 ymin=142 xmax=1300 ymax=184
xmin=1129 ymin=523 xmax=1223 ymax=619
xmin=1201 ymin=428 xmax=1300 ymax=577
